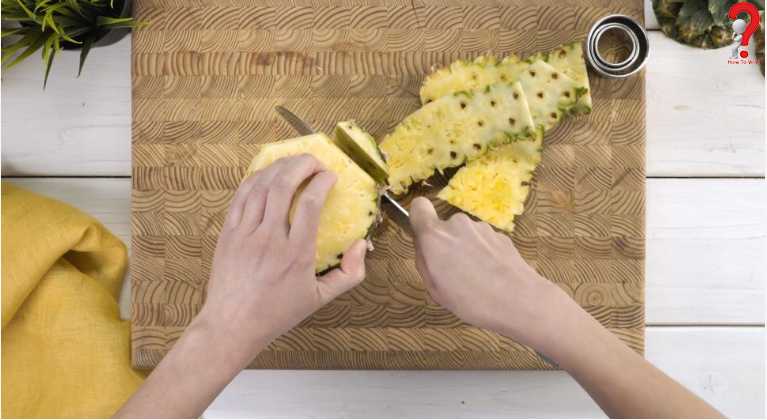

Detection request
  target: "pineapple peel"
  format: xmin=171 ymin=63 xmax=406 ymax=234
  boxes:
xmin=380 ymin=81 xmax=536 ymax=195
xmin=245 ymin=133 xmax=379 ymax=273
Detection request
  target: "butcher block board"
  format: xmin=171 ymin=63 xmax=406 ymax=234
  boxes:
xmin=131 ymin=0 xmax=645 ymax=369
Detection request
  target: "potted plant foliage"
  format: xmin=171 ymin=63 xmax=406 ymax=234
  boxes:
xmin=1 ymin=0 xmax=143 ymax=87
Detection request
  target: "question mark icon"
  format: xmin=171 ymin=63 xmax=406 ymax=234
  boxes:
xmin=728 ymin=2 xmax=760 ymax=59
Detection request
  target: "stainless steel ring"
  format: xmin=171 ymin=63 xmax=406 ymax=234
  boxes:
xmin=593 ymin=23 xmax=640 ymax=70
xmin=586 ymin=14 xmax=649 ymax=79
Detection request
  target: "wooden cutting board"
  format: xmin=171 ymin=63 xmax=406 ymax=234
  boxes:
xmin=131 ymin=0 xmax=645 ymax=369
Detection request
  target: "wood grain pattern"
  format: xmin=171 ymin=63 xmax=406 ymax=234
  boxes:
xmin=132 ymin=0 xmax=646 ymax=369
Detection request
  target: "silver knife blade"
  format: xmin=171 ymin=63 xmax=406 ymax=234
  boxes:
xmin=274 ymin=106 xmax=409 ymax=219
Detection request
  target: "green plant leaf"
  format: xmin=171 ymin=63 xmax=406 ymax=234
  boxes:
xmin=13 ymin=0 xmax=41 ymax=24
xmin=96 ymin=15 xmax=134 ymax=26
xmin=4 ymin=31 xmax=46 ymax=68
xmin=1 ymin=28 xmax=25 ymax=37
xmin=42 ymin=37 xmax=56 ymax=88
xmin=77 ymin=35 xmax=93 ymax=76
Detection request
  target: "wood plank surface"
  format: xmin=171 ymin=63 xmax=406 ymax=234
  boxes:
xmin=128 ymin=0 xmax=647 ymax=369
xmin=2 ymin=33 xmax=762 ymax=177
xmin=203 ymin=327 xmax=764 ymax=418
xmin=9 ymin=177 xmax=764 ymax=326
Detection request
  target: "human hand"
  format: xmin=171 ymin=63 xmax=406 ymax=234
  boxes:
xmin=408 ymin=197 xmax=574 ymax=349
xmin=195 ymin=154 xmax=367 ymax=367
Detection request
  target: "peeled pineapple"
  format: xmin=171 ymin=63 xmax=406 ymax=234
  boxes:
xmin=246 ymin=133 xmax=379 ymax=272
xmin=380 ymin=82 xmax=536 ymax=195
xmin=437 ymin=138 xmax=540 ymax=232
xmin=333 ymin=120 xmax=389 ymax=185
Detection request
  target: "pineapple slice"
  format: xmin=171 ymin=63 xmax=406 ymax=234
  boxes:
xmin=380 ymin=82 xmax=536 ymax=195
xmin=246 ymin=133 xmax=379 ymax=272
xmin=419 ymin=55 xmax=502 ymax=104
xmin=528 ymin=41 xmax=592 ymax=114
xmin=437 ymin=132 xmax=543 ymax=233
xmin=333 ymin=120 xmax=389 ymax=185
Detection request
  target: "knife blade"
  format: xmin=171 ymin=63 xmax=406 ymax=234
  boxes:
xmin=274 ymin=106 xmax=410 ymax=219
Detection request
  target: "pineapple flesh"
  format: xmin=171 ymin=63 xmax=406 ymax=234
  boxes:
xmin=246 ymin=133 xmax=379 ymax=272
xmin=333 ymin=120 xmax=389 ymax=185
xmin=437 ymin=138 xmax=541 ymax=233
xmin=380 ymin=82 xmax=536 ymax=195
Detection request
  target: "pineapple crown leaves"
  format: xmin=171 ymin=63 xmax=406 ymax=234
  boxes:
xmin=653 ymin=0 xmax=764 ymax=48
xmin=1 ymin=0 xmax=146 ymax=88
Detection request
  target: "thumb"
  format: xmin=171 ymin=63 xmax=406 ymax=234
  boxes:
xmin=409 ymin=197 xmax=439 ymax=235
xmin=317 ymin=239 xmax=367 ymax=304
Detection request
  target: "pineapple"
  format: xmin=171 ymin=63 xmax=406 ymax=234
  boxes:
xmin=380 ymin=81 xmax=536 ymax=195
xmin=333 ymin=120 xmax=389 ymax=185
xmin=437 ymin=131 xmax=543 ymax=233
xmin=246 ymin=133 xmax=380 ymax=272
xmin=529 ymin=41 xmax=592 ymax=114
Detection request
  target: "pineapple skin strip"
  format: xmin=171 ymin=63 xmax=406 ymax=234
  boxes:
xmin=437 ymin=131 xmax=542 ymax=233
xmin=380 ymin=81 xmax=537 ymax=195
xmin=420 ymin=41 xmax=591 ymax=117
xmin=246 ymin=133 xmax=380 ymax=273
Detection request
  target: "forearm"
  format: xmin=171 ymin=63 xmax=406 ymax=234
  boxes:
xmin=114 ymin=314 xmax=264 ymax=418
xmin=530 ymin=288 xmax=722 ymax=418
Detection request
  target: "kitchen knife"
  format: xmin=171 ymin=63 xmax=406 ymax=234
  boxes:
xmin=274 ymin=106 xmax=410 ymax=219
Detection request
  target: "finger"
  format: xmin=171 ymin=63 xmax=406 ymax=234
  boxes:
xmin=262 ymin=154 xmax=324 ymax=234
xmin=409 ymin=197 xmax=440 ymax=235
xmin=289 ymin=171 xmax=337 ymax=243
xmin=239 ymin=184 xmax=269 ymax=233
xmin=316 ymin=239 xmax=367 ymax=305
xmin=224 ymin=170 xmax=270 ymax=230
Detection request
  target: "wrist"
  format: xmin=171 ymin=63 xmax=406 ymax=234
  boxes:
xmin=186 ymin=307 xmax=271 ymax=371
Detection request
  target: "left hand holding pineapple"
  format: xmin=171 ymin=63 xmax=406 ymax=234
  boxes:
xmin=198 ymin=154 xmax=369 ymax=365
xmin=115 ymin=154 xmax=367 ymax=418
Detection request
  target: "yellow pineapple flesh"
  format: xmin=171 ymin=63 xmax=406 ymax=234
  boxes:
xmin=333 ymin=120 xmax=389 ymax=185
xmin=246 ymin=133 xmax=379 ymax=272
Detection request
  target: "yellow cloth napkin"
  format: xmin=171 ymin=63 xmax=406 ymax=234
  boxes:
xmin=2 ymin=182 xmax=144 ymax=418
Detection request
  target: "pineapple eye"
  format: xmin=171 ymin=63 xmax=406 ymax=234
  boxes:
xmin=368 ymin=211 xmax=374 ymax=216
xmin=508 ymin=117 xmax=516 ymax=125
xmin=550 ymin=112 xmax=557 ymax=119
xmin=559 ymin=49 xmax=566 ymax=57
xmin=564 ymin=91 xmax=571 ymax=98
xmin=500 ymin=74 xmax=507 ymax=81
xmin=460 ymin=102 xmax=467 ymax=109
xmin=477 ymin=120 xmax=484 ymax=127
xmin=425 ymin=99 xmax=432 ymax=104
xmin=427 ymin=148 xmax=434 ymax=154
xmin=472 ymin=143 xmax=481 ymax=150
xmin=471 ymin=73 xmax=478 ymax=80
xmin=512 ymin=92 xmax=519 ymax=99
xmin=450 ymin=151 xmax=457 ymax=159
xmin=537 ymin=92 xmax=544 ymax=98
xmin=337 ymin=253 xmax=343 ymax=259
xmin=490 ymin=100 xmax=496 ymax=107
xmin=551 ymin=72 xmax=559 ymax=79
xmin=529 ymin=70 xmax=536 ymax=77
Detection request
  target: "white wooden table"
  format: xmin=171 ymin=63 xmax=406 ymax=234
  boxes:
xmin=2 ymin=2 xmax=765 ymax=417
